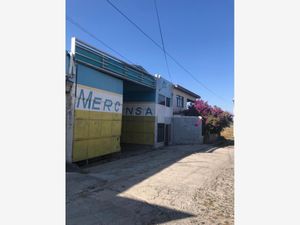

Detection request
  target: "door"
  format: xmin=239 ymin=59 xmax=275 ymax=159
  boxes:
xmin=165 ymin=124 xmax=171 ymax=145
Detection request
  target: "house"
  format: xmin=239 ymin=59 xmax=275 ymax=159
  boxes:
xmin=173 ymin=84 xmax=200 ymax=114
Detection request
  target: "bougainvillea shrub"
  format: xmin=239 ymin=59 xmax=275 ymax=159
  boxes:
xmin=183 ymin=99 xmax=233 ymax=135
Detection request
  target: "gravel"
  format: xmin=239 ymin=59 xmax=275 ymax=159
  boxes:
xmin=192 ymin=165 xmax=234 ymax=225
xmin=159 ymin=146 xmax=234 ymax=225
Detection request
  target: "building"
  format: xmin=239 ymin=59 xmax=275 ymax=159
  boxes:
xmin=121 ymin=74 xmax=173 ymax=148
xmin=66 ymin=38 xmax=202 ymax=163
xmin=173 ymin=84 xmax=200 ymax=114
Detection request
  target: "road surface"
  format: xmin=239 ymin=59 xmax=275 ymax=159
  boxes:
xmin=67 ymin=144 xmax=234 ymax=225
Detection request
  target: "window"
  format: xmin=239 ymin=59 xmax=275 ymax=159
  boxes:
xmin=176 ymin=95 xmax=184 ymax=108
xmin=166 ymin=97 xmax=171 ymax=107
xmin=158 ymin=94 xmax=170 ymax=107
xmin=186 ymin=99 xmax=194 ymax=108
xmin=158 ymin=94 xmax=165 ymax=106
xmin=157 ymin=123 xmax=165 ymax=142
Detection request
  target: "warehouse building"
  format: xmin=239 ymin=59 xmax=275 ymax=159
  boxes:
xmin=66 ymin=38 xmax=202 ymax=163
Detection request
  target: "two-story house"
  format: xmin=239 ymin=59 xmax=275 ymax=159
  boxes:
xmin=173 ymin=84 xmax=200 ymax=114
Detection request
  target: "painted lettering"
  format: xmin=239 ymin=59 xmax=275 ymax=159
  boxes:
xmin=76 ymin=86 xmax=122 ymax=113
xmin=126 ymin=107 xmax=133 ymax=115
xmin=92 ymin=97 xmax=102 ymax=110
xmin=115 ymin=101 xmax=121 ymax=112
xmin=135 ymin=107 xmax=142 ymax=115
xmin=123 ymin=105 xmax=154 ymax=116
xmin=77 ymin=89 xmax=92 ymax=109
xmin=145 ymin=107 xmax=152 ymax=116
xmin=104 ymin=99 xmax=113 ymax=111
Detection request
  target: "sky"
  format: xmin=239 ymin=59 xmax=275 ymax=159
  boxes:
xmin=66 ymin=0 xmax=234 ymax=112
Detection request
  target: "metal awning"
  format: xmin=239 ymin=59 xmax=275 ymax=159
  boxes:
xmin=71 ymin=38 xmax=156 ymax=89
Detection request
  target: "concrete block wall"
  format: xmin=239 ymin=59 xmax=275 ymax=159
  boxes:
xmin=172 ymin=116 xmax=203 ymax=145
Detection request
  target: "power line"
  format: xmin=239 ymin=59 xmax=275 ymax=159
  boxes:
xmin=105 ymin=0 xmax=162 ymax=50
xmin=66 ymin=16 xmax=134 ymax=64
xmin=105 ymin=0 xmax=228 ymax=102
xmin=153 ymin=0 xmax=172 ymax=82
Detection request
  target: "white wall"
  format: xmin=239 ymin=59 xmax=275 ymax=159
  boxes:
xmin=123 ymin=102 xmax=155 ymax=117
xmin=154 ymin=76 xmax=173 ymax=147
xmin=155 ymin=76 xmax=173 ymax=123
xmin=156 ymin=104 xmax=173 ymax=123
xmin=173 ymin=88 xmax=198 ymax=114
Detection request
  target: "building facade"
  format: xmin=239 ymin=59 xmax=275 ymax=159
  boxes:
xmin=66 ymin=38 xmax=202 ymax=163
xmin=154 ymin=75 xmax=173 ymax=147
xmin=173 ymin=84 xmax=200 ymax=114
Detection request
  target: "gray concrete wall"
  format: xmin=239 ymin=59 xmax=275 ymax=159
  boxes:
xmin=172 ymin=116 xmax=203 ymax=145
xmin=66 ymin=81 xmax=75 ymax=163
xmin=66 ymin=52 xmax=76 ymax=163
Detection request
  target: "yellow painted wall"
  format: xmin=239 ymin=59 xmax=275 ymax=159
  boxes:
xmin=72 ymin=110 xmax=122 ymax=162
xmin=121 ymin=116 xmax=155 ymax=145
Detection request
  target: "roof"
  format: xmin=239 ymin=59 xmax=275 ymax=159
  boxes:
xmin=131 ymin=64 xmax=149 ymax=73
xmin=173 ymin=84 xmax=200 ymax=99
xmin=71 ymin=38 xmax=156 ymax=89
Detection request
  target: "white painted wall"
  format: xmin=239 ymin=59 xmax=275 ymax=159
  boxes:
xmin=154 ymin=75 xmax=173 ymax=147
xmin=173 ymin=88 xmax=198 ymax=114
xmin=155 ymin=76 xmax=173 ymax=122
xmin=76 ymin=84 xmax=123 ymax=114
xmin=123 ymin=102 xmax=155 ymax=117
xmin=156 ymin=104 xmax=173 ymax=124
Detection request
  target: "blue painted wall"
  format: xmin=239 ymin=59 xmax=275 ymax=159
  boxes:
xmin=123 ymin=91 xmax=155 ymax=102
xmin=77 ymin=63 xmax=123 ymax=94
xmin=123 ymin=81 xmax=156 ymax=102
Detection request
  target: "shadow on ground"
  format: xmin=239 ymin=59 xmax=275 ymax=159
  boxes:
xmin=66 ymin=144 xmax=230 ymax=225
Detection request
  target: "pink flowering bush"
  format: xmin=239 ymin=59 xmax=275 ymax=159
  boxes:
xmin=183 ymin=99 xmax=233 ymax=135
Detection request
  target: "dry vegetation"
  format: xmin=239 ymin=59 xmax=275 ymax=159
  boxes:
xmin=221 ymin=125 xmax=234 ymax=141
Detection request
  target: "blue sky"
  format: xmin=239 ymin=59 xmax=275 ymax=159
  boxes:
xmin=66 ymin=0 xmax=234 ymax=112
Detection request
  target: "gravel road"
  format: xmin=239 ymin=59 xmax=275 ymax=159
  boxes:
xmin=67 ymin=144 xmax=234 ymax=225
xmin=152 ymin=146 xmax=234 ymax=225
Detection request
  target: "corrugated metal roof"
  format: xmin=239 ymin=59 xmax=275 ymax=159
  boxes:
xmin=72 ymin=38 xmax=156 ymax=89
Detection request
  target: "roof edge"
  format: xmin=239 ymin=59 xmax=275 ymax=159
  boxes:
xmin=174 ymin=84 xmax=200 ymax=98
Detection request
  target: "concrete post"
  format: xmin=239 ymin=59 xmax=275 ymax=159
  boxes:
xmin=66 ymin=52 xmax=76 ymax=163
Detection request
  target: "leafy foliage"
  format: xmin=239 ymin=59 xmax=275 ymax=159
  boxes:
xmin=183 ymin=99 xmax=233 ymax=135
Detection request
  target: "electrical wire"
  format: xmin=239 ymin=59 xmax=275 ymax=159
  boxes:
xmin=66 ymin=16 xmax=134 ymax=64
xmin=105 ymin=0 xmax=228 ymax=102
xmin=153 ymin=0 xmax=172 ymax=82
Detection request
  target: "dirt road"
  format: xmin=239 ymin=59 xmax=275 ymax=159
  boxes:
xmin=67 ymin=144 xmax=234 ymax=225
